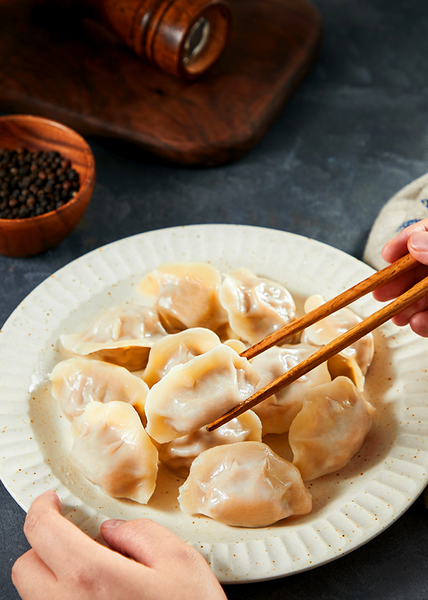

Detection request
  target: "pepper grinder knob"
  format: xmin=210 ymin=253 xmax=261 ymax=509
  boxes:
xmin=55 ymin=0 xmax=231 ymax=79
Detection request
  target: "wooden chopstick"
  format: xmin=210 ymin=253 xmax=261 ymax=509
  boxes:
xmin=240 ymin=253 xmax=418 ymax=361
xmin=207 ymin=259 xmax=426 ymax=432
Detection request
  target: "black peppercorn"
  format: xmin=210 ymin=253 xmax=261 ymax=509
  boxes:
xmin=0 ymin=147 xmax=80 ymax=219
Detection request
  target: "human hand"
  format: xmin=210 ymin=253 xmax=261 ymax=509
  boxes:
xmin=12 ymin=490 xmax=227 ymax=600
xmin=372 ymin=217 xmax=428 ymax=336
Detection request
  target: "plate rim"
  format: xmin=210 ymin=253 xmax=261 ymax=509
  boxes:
xmin=1 ymin=223 xmax=428 ymax=583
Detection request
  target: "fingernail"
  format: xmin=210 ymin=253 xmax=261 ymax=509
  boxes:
xmin=409 ymin=232 xmax=428 ymax=252
xmin=101 ymin=519 xmax=126 ymax=529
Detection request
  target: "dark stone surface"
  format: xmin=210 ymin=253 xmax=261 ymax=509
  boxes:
xmin=1 ymin=0 xmax=428 ymax=598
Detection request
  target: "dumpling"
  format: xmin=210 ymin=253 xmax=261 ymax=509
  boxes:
xmin=60 ymin=304 xmax=167 ymax=371
xmin=70 ymin=401 xmax=158 ymax=504
xmin=289 ymin=376 xmax=374 ymax=481
xmin=50 ymin=357 xmax=149 ymax=420
xmin=250 ymin=344 xmax=331 ymax=435
xmin=219 ymin=268 xmax=296 ymax=345
xmin=145 ymin=344 xmax=260 ymax=444
xmin=301 ymin=295 xmax=374 ymax=376
xmin=137 ymin=262 xmax=229 ymax=333
xmin=327 ymin=352 xmax=365 ymax=392
xmin=223 ymin=338 xmax=247 ymax=353
xmin=178 ymin=441 xmax=312 ymax=527
xmin=142 ymin=327 xmax=221 ymax=388
xmin=159 ymin=410 xmax=262 ymax=478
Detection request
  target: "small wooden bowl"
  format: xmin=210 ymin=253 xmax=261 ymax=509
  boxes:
xmin=0 ymin=114 xmax=95 ymax=257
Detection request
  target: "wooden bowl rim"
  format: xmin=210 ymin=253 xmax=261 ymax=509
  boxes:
xmin=0 ymin=114 xmax=95 ymax=225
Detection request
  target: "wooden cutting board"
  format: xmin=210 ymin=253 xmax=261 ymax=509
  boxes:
xmin=0 ymin=0 xmax=322 ymax=166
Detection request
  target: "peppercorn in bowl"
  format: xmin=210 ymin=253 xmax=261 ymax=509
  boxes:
xmin=0 ymin=114 xmax=95 ymax=257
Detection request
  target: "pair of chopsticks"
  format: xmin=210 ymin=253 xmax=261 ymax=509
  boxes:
xmin=207 ymin=253 xmax=426 ymax=431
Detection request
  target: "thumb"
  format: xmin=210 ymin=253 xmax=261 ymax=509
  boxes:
xmin=100 ymin=518 xmax=189 ymax=568
xmin=408 ymin=232 xmax=428 ymax=265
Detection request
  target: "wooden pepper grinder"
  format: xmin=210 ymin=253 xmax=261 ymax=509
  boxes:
xmin=54 ymin=0 xmax=231 ymax=79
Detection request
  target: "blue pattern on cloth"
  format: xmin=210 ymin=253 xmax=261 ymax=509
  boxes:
xmin=364 ymin=174 xmax=428 ymax=270
xmin=397 ymin=218 xmax=424 ymax=232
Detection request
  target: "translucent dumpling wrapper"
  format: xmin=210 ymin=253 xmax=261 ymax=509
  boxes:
xmin=301 ymin=295 xmax=374 ymax=376
xmin=145 ymin=344 xmax=261 ymax=444
xmin=250 ymin=344 xmax=331 ymax=435
xmin=219 ymin=268 xmax=296 ymax=345
xmin=223 ymin=339 xmax=247 ymax=353
xmin=327 ymin=352 xmax=365 ymax=392
xmin=142 ymin=327 xmax=221 ymax=388
xmin=159 ymin=410 xmax=262 ymax=478
xmin=50 ymin=357 xmax=149 ymax=420
xmin=289 ymin=376 xmax=374 ymax=481
xmin=138 ymin=262 xmax=229 ymax=334
xmin=60 ymin=304 xmax=168 ymax=371
xmin=70 ymin=401 xmax=158 ymax=504
xmin=178 ymin=441 xmax=312 ymax=527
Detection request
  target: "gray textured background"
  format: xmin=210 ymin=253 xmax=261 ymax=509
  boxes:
xmin=2 ymin=0 xmax=428 ymax=598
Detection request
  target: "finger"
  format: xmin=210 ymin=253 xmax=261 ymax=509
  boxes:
xmin=100 ymin=519 xmax=199 ymax=570
xmin=382 ymin=219 xmax=428 ymax=263
xmin=391 ymin=296 xmax=428 ymax=326
xmin=373 ymin=270 xmax=418 ymax=302
xmin=409 ymin=311 xmax=428 ymax=337
xmin=12 ymin=549 xmax=57 ymax=600
xmin=101 ymin=520 xmax=226 ymax=600
xmin=23 ymin=491 xmax=105 ymax=580
xmin=372 ymin=264 xmax=428 ymax=302
xmin=408 ymin=231 xmax=428 ymax=266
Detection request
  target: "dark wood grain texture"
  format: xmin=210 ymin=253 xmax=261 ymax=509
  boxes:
xmin=52 ymin=0 xmax=232 ymax=79
xmin=0 ymin=0 xmax=322 ymax=165
xmin=0 ymin=114 xmax=95 ymax=257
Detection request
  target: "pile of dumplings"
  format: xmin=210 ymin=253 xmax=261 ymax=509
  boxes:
xmin=50 ymin=262 xmax=375 ymax=528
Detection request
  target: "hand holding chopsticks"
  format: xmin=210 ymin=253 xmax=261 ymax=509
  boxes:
xmin=207 ymin=253 xmax=425 ymax=432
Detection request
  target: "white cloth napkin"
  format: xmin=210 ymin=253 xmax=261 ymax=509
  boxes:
xmin=363 ymin=172 xmax=428 ymax=270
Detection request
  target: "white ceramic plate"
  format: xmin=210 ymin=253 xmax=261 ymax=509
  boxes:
xmin=1 ymin=224 xmax=428 ymax=583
